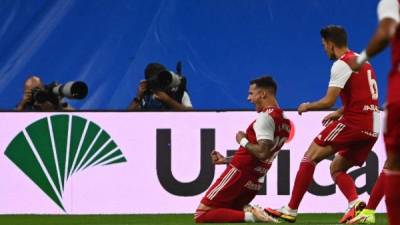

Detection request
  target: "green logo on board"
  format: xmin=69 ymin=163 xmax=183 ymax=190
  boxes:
xmin=4 ymin=115 xmax=127 ymax=211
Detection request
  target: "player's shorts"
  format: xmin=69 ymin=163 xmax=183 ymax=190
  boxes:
xmin=384 ymin=103 xmax=400 ymax=153
xmin=314 ymin=121 xmax=378 ymax=166
xmin=200 ymin=164 xmax=262 ymax=210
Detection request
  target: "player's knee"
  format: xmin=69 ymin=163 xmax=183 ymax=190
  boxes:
xmin=305 ymin=142 xmax=335 ymax=164
xmin=194 ymin=210 xmax=207 ymax=223
xmin=330 ymin=160 xmax=342 ymax=175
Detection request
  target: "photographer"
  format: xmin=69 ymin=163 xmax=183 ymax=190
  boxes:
xmin=16 ymin=76 xmax=74 ymax=111
xmin=128 ymin=63 xmax=193 ymax=110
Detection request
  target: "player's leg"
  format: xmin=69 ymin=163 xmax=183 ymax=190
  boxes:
xmin=366 ymin=169 xmax=385 ymax=210
xmin=333 ymin=133 xmax=377 ymax=223
xmin=194 ymin=165 xmax=277 ymax=223
xmin=348 ymin=163 xmax=387 ymax=224
xmin=266 ymin=141 xmax=336 ymax=223
xmin=194 ymin=165 xmax=247 ymax=223
xmin=330 ymin=155 xmax=359 ymax=206
xmin=384 ymin=151 xmax=400 ymax=225
xmin=330 ymin=155 xmax=368 ymax=223
xmin=195 ymin=204 xmax=250 ymax=223
xmin=348 ymin=169 xmax=385 ymax=224
xmin=383 ymin=103 xmax=400 ymax=225
xmin=288 ymin=142 xmax=336 ymax=209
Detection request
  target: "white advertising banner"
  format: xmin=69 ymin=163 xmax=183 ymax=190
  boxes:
xmin=0 ymin=111 xmax=386 ymax=214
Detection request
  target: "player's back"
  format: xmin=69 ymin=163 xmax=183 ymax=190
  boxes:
xmin=230 ymin=107 xmax=291 ymax=177
xmin=339 ymin=51 xmax=380 ymax=133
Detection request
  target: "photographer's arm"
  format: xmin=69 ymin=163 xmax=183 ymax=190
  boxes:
xmin=128 ymin=97 xmax=142 ymax=110
xmin=153 ymin=91 xmax=193 ymax=110
xmin=16 ymin=90 xmax=32 ymax=111
xmin=128 ymin=80 xmax=146 ymax=110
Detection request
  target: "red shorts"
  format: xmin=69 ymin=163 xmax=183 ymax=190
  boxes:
xmin=384 ymin=103 xmax=400 ymax=153
xmin=314 ymin=121 xmax=378 ymax=166
xmin=200 ymin=165 xmax=262 ymax=210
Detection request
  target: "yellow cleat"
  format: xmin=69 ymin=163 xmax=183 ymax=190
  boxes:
xmin=347 ymin=209 xmax=376 ymax=224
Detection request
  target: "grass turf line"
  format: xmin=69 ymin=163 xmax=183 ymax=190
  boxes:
xmin=0 ymin=214 xmax=388 ymax=225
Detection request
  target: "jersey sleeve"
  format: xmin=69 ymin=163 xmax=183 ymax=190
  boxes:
xmin=253 ymin=113 xmax=275 ymax=141
xmin=328 ymin=60 xmax=353 ymax=88
xmin=181 ymin=91 xmax=193 ymax=107
xmin=378 ymin=0 xmax=400 ymax=23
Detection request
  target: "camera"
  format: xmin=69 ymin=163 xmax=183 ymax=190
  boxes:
xmin=146 ymin=70 xmax=184 ymax=91
xmin=31 ymin=81 xmax=88 ymax=104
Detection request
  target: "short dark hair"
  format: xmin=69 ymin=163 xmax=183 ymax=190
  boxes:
xmin=250 ymin=76 xmax=277 ymax=95
xmin=320 ymin=25 xmax=347 ymax=47
xmin=144 ymin=63 xmax=166 ymax=79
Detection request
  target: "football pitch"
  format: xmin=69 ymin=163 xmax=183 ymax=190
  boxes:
xmin=0 ymin=214 xmax=388 ymax=225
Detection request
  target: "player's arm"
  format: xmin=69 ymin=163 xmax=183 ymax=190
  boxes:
xmin=356 ymin=0 xmax=400 ymax=66
xmin=298 ymin=87 xmax=341 ymax=114
xmin=298 ymin=60 xmax=351 ymax=115
xmin=236 ymin=135 xmax=274 ymax=161
xmin=235 ymin=113 xmax=275 ymax=161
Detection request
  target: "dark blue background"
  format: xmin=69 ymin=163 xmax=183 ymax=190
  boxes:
xmin=0 ymin=0 xmax=390 ymax=110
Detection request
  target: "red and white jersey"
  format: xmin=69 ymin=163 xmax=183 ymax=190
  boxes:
xmin=328 ymin=51 xmax=380 ymax=133
xmin=378 ymin=0 xmax=400 ymax=103
xmin=230 ymin=107 xmax=291 ymax=177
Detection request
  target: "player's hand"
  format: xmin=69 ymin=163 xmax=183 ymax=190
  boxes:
xmin=235 ymin=131 xmax=246 ymax=144
xmin=210 ymin=150 xmax=226 ymax=164
xmin=322 ymin=111 xmax=342 ymax=127
xmin=297 ymin=102 xmax=310 ymax=115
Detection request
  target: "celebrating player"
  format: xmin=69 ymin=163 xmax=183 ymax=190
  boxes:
xmin=266 ymin=25 xmax=380 ymax=223
xmin=194 ymin=76 xmax=291 ymax=223
xmin=347 ymin=0 xmax=400 ymax=224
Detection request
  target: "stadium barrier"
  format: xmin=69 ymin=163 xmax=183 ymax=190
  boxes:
xmin=0 ymin=111 xmax=386 ymax=214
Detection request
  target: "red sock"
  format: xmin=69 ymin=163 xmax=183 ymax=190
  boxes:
xmin=384 ymin=169 xmax=400 ymax=225
xmin=366 ymin=171 xmax=385 ymax=210
xmin=195 ymin=208 xmax=244 ymax=223
xmin=333 ymin=172 xmax=358 ymax=203
xmin=288 ymin=158 xmax=316 ymax=210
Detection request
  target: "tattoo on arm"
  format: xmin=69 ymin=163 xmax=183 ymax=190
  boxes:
xmin=245 ymin=139 xmax=274 ymax=161
xmin=224 ymin=156 xmax=233 ymax=164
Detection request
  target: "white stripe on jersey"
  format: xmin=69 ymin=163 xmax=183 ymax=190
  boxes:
xmin=373 ymin=111 xmax=380 ymax=134
xmin=207 ymin=167 xmax=238 ymax=200
xmin=327 ymin=124 xmax=346 ymax=141
xmin=324 ymin=123 xmax=345 ymax=142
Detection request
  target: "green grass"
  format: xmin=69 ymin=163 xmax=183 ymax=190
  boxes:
xmin=0 ymin=214 xmax=388 ymax=225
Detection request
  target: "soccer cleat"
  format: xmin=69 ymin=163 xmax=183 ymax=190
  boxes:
xmin=346 ymin=209 xmax=376 ymax=224
xmin=339 ymin=200 xmax=366 ymax=223
xmin=252 ymin=206 xmax=280 ymax=223
xmin=243 ymin=204 xmax=253 ymax=213
xmin=265 ymin=206 xmax=297 ymax=223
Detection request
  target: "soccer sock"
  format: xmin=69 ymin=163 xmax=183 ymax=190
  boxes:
xmin=366 ymin=171 xmax=385 ymax=210
xmin=194 ymin=208 xmax=245 ymax=223
xmin=288 ymin=158 xmax=316 ymax=210
xmin=332 ymin=171 xmax=358 ymax=203
xmin=384 ymin=169 xmax=400 ymax=225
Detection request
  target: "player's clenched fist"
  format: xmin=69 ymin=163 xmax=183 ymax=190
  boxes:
xmin=210 ymin=150 xmax=226 ymax=164
xmin=235 ymin=131 xmax=246 ymax=144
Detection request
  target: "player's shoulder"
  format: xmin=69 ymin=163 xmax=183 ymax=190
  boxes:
xmin=336 ymin=51 xmax=356 ymax=64
xmin=262 ymin=106 xmax=280 ymax=115
xmin=261 ymin=107 xmax=285 ymax=121
xmin=330 ymin=52 xmax=355 ymax=74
